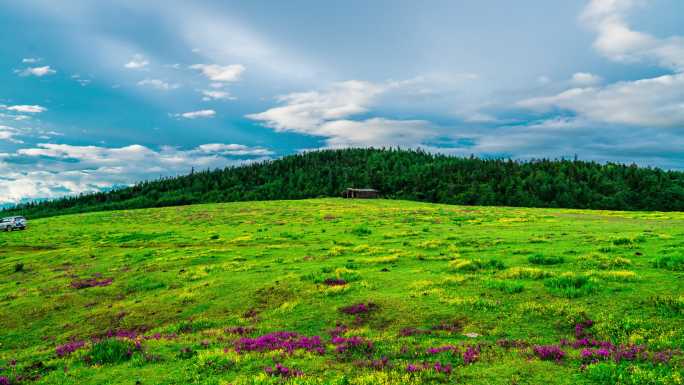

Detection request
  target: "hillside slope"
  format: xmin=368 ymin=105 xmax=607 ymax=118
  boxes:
xmin=4 ymin=148 xmax=684 ymax=219
xmin=0 ymin=199 xmax=682 ymax=384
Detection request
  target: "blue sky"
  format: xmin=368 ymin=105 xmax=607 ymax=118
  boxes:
xmin=1 ymin=0 xmax=683 ymax=204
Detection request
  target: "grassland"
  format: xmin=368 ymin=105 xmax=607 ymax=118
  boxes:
xmin=0 ymin=198 xmax=683 ymax=384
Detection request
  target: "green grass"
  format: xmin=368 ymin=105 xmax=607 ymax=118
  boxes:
xmin=0 ymin=198 xmax=682 ymax=384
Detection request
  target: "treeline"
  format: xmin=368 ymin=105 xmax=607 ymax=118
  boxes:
xmin=3 ymin=148 xmax=684 ymax=218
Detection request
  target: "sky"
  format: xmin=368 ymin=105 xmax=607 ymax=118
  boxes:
xmin=1 ymin=0 xmax=683 ymax=205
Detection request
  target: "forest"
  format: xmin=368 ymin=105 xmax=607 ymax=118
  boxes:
xmin=3 ymin=148 xmax=684 ymax=218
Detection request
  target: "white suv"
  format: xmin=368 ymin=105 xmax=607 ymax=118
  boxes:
xmin=0 ymin=216 xmax=27 ymax=231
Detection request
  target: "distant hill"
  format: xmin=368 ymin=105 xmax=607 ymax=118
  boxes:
xmin=3 ymin=148 xmax=684 ymax=218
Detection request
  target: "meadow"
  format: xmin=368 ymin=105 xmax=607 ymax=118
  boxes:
xmin=0 ymin=198 xmax=682 ymax=384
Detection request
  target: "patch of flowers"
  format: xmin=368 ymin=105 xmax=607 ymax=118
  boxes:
xmin=399 ymin=327 xmax=431 ymax=337
xmin=323 ymin=278 xmax=347 ymax=286
xmin=331 ymin=336 xmax=374 ymax=354
xmin=463 ymin=346 xmax=480 ymax=364
xmin=405 ymin=361 xmax=453 ymax=374
xmin=533 ymin=345 xmax=566 ymax=362
xmin=574 ymin=319 xmax=594 ymax=339
xmin=339 ymin=302 xmax=377 ymax=315
xmin=55 ymin=341 xmax=86 ymax=357
xmin=355 ymin=356 xmax=391 ymax=370
xmin=264 ymin=363 xmax=302 ymax=377
xmin=234 ymin=332 xmax=325 ymax=355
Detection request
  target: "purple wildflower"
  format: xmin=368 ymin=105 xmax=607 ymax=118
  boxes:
xmin=331 ymin=336 xmax=374 ymax=354
xmin=55 ymin=341 xmax=86 ymax=357
xmin=370 ymin=357 xmax=390 ymax=370
xmin=234 ymin=332 xmax=325 ymax=355
xmin=426 ymin=345 xmax=457 ymax=355
xmin=574 ymin=319 xmax=594 ymax=339
xmin=433 ymin=361 xmax=453 ymax=374
xmin=405 ymin=361 xmax=453 ymax=375
xmin=0 ymin=377 xmax=8 ymax=385
xmin=264 ymin=363 xmax=302 ymax=377
xmin=328 ymin=323 xmax=349 ymax=338
xmin=339 ymin=302 xmax=376 ymax=315
xmin=399 ymin=327 xmax=431 ymax=337
xmin=323 ymin=278 xmax=347 ymax=286
xmin=533 ymin=345 xmax=566 ymax=363
xmin=653 ymin=350 xmax=674 ymax=364
xmin=463 ymin=346 xmax=480 ymax=364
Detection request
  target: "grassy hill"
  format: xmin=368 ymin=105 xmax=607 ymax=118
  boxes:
xmin=4 ymin=148 xmax=684 ymax=219
xmin=0 ymin=199 xmax=682 ymax=384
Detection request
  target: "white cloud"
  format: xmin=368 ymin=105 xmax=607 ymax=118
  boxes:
xmin=0 ymin=142 xmax=272 ymax=204
xmin=581 ymin=0 xmax=684 ymax=71
xmin=571 ymin=72 xmax=602 ymax=86
xmin=124 ymin=54 xmax=149 ymax=69
xmin=71 ymin=74 xmax=92 ymax=86
xmin=0 ymin=126 xmax=16 ymax=140
xmin=137 ymin=78 xmax=180 ymax=91
xmin=316 ymin=118 xmax=437 ymax=148
xmin=3 ymin=105 xmax=47 ymax=113
xmin=201 ymin=90 xmax=236 ymax=101
xmin=247 ymin=80 xmax=443 ymax=147
xmin=190 ymin=63 xmax=245 ymax=82
xmin=247 ymin=80 xmax=386 ymax=133
xmin=176 ymin=109 xmax=216 ymax=119
xmin=22 ymin=58 xmax=41 ymax=63
xmin=0 ymin=126 xmax=24 ymax=144
xmin=195 ymin=143 xmax=272 ymax=156
xmin=518 ymin=73 xmax=684 ymax=127
xmin=17 ymin=66 xmax=56 ymax=77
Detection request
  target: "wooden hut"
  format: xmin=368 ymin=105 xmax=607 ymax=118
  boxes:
xmin=342 ymin=188 xmax=379 ymax=199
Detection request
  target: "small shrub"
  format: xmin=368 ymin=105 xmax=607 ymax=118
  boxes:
xmin=651 ymin=255 xmax=684 ymax=271
xmin=592 ymin=270 xmax=638 ymax=282
xmin=649 ymin=295 xmax=684 ymax=315
xmin=351 ymin=225 xmax=372 ymax=237
xmin=344 ymin=262 xmax=359 ymax=270
xmin=584 ymin=362 xmax=682 ymax=385
xmin=336 ymin=268 xmax=361 ymax=282
xmin=544 ymin=273 xmax=598 ymax=298
xmin=500 ymin=267 xmax=552 ymax=280
xmin=87 ymin=339 xmax=138 ymax=365
xmin=612 ymin=237 xmax=634 ymax=246
xmin=449 ymin=258 xmax=505 ymax=272
xmin=359 ymin=255 xmax=399 ymax=265
xmin=195 ymin=353 xmax=235 ymax=374
xmin=578 ymin=254 xmax=632 ymax=270
xmin=483 ymin=279 xmax=524 ymax=294
xmin=14 ymin=263 xmax=24 ymax=272
xmin=174 ymin=319 xmax=215 ymax=334
xmin=528 ymin=254 xmax=564 ymax=265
